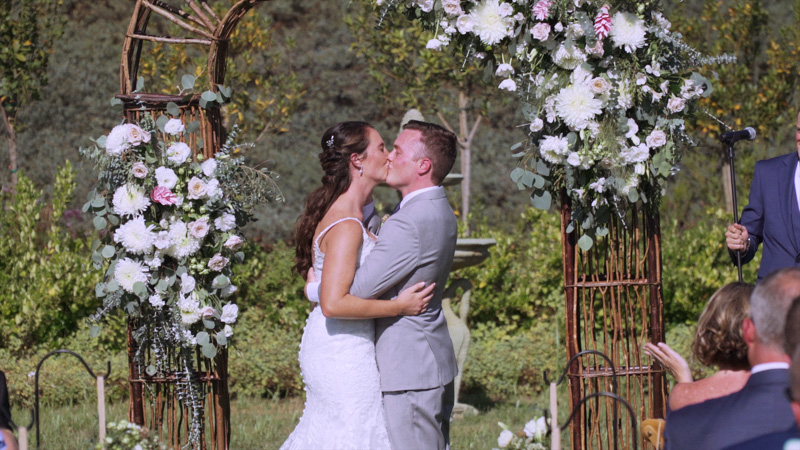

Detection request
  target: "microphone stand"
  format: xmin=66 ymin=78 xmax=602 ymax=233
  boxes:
xmin=725 ymin=140 xmax=743 ymax=282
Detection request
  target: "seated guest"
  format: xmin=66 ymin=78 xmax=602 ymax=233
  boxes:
xmin=785 ymin=297 xmax=800 ymax=357
xmin=0 ymin=371 xmax=17 ymax=450
xmin=664 ymin=267 xmax=800 ymax=449
xmin=645 ymin=282 xmax=753 ymax=411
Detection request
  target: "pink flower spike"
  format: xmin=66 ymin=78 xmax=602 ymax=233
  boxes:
xmin=594 ymin=5 xmax=612 ymax=40
xmin=151 ymin=186 xmax=178 ymax=205
xmin=532 ymin=0 xmax=552 ymax=21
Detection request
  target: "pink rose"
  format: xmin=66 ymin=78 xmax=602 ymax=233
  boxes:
xmin=199 ymin=306 xmax=216 ymax=318
xmin=151 ymin=186 xmax=178 ymax=205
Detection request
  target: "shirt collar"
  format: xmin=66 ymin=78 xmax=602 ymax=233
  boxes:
xmin=398 ymin=186 xmax=442 ymax=210
xmin=751 ymin=362 xmax=790 ymax=374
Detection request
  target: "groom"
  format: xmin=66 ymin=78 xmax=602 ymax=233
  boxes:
xmin=348 ymin=120 xmax=460 ymax=449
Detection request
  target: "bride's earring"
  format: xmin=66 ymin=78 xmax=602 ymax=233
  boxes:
xmin=359 ymin=166 xmax=363 ymax=176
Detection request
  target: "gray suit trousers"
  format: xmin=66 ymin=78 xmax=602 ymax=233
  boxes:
xmin=382 ymin=381 xmax=454 ymax=450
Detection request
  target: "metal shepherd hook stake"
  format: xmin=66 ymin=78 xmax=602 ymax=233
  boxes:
xmin=722 ymin=127 xmax=757 ymax=283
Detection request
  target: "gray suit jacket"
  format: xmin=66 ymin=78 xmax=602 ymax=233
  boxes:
xmin=350 ymin=187 xmax=459 ymax=392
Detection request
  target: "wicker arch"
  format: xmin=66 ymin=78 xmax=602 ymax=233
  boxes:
xmin=118 ymin=2 xmax=269 ymax=448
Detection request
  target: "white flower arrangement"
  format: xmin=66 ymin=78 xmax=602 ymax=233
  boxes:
xmin=377 ymin=0 xmax=733 ymax=248
xmin=495 ymin=416 xmax=549 ymax=449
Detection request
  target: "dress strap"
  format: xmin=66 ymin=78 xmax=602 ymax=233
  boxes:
xmin=313 ymin=217 xmax=366 ymax=249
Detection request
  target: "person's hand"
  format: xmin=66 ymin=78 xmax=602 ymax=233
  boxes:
xmin=725 ymin=223 xmax=749 ymax=253
xmin=644 ymin=342 xmax=693 ymax=383
xmin=396 ymin=282 xmax=435 ymax=316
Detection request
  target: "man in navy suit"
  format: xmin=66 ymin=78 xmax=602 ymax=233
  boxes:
xmin=664 ymin=268 xmax=800 ymax=449
xmin=726 ymin=111 xmax=800 ymax=281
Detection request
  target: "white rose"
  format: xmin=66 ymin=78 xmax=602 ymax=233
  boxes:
xmin=220 ymin=303 xmax=239 ymax=324
xmin=188 ymin=218 xmax=209 ymax=239
xmin=215 ymin=213 xmax=236 ymax=231
xmin=646 ymin=129 xmax=667 ymax=148
xmin=524 ymin=416 xmax=548 ymax=439
xmin=155 ymin=167 xmax=178 ymax=189
xmin=224 ymin=235 xmax=244 ymax=251
xmin=529 ymin=118 xmax=544 ymax=133
xmin=497 ymin=429 xmax=514 ymax=448
xmin=667 ymin=97 xmax=686 ymax=113
xmin=442 ymin=0 xmax=463 ymax=16
xmin=498 ymin=2 xmax=513 ymax=17
xmin=567 ymin=152 xmax=581 ymax=167
xmin=127 ymin=124 xmax=150 ymax=146
xmin=553 ymin=22 xmax=564 ymax=32
xmin=199 ymin=306 xmax=216 ymax=318
xmin=456 ymin=14 xmax=474 ymax=34
xmin=166 ymin=142 xmax=192 ymax=165
xmin=131 ymin=162 xmax=149 ymax=178
xmin=426 ymin=38 xmax=443 ymax=50
xmin=531 ymin=22 xmax=550 ymax=41
xmin=180 ymin=273 xmax=196 ymax=295
xmin=186 ymin=176 xmax=207 ymax=200
xmin=589 ymin=77 xmax=611 ymax=94
xmin=201 ymin=158 xmax=217 ymax=177
xmin=208 ymin=253 xmax=230 ymax=272
xmin=205 ymin=179 xmax=220 ymax=198
xmin=164 ymin=118 xmax=185 ymax=135
xmin=223 ymin=324 xmax=234 ymax=337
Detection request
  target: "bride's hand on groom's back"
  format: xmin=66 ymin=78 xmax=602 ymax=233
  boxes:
xmin=396 ymin=282 xmax=435 ymax=316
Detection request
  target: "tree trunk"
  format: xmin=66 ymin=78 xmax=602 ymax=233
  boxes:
xmin=0 ymin=106 xmax=18 ymax=186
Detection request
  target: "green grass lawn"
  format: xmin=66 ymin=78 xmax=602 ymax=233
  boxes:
xmin=23 ymin=394 xmax=551 ymax=449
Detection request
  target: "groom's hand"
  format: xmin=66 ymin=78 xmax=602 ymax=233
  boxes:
xmin=396 ymin=282 xmax=435 ymax=316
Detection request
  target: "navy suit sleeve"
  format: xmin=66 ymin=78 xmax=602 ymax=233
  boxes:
xmin=730 ymin=161 xmax=764 ymax=265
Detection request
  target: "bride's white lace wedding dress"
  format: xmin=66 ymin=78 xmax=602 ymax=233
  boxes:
xmin=280 ymin=218 xmax=391 ymax=450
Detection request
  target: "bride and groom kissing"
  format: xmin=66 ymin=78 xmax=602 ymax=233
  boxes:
xmin=281 ymin=120 xmax=460 ymax=449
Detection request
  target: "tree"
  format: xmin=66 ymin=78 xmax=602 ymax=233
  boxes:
xmin=0 ymin=0 xmax=64 ymax=186
xmin=346 ymin=0 xmax=499 ymax=235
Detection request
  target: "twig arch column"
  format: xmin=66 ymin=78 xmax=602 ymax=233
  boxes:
xmin=561 ymin=195 xmax=668 ymax=449
xmin=118 ymin=2 xmax=270 ymax=448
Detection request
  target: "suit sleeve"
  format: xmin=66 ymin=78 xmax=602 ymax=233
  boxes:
xmin=350 ymin=213 xmax=420 ymax=299
xmin=731 ymin=161 xmax=764 ymax=265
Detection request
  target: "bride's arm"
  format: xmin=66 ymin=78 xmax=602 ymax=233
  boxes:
xmin=318 ymin=222 xmax=432 ymax=319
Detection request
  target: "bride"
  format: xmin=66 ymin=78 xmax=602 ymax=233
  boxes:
xmin=281 ymin=122 xmax=433 ymax=449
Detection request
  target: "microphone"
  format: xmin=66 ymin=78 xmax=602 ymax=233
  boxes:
xmin=720 ymin=127 xmax=756 ymax=144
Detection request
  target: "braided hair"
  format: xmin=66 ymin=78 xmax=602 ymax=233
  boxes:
xmin=294 ymin=121 xmax=373 ymax=277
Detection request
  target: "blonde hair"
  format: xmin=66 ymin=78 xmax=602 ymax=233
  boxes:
xmin=691 ymin=282 xmax=754 ymax=370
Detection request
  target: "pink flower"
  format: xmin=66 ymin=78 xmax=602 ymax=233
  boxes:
xmin=151 ymin=186 xmax=178 ymax=205
xmin=532 ymin=0 xmax=552 ymax=21
xmin=594 ymin=5 xmax=612 ymax=40
xmin=224 ymin=235 xmax=244 ymax=251
xmin=199 ymin=306 xmax=216 ymax=318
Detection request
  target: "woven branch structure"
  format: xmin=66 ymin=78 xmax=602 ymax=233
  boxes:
xmin=119 ymin=2 xmax=268 ymax=448
xmin=561 ymin=195 xmax=668 ymax=449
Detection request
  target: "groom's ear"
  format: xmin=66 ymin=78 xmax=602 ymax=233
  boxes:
xmin=417 ymin=157 xmax=432 ymax=175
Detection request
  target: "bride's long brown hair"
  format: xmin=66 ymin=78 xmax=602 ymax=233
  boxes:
xmin=293 ymin=121 xmax=373 ymax=277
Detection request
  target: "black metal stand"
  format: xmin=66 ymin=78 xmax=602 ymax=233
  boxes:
xmin=726 ymin=142 xmax=744 ymax=282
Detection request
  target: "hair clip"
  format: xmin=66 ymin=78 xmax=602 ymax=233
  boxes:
xmin=326 ymin=135 xmax=335 ymax=149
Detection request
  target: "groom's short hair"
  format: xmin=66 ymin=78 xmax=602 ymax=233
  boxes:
xmin=403 ymin=120 xmax=457 ymax=185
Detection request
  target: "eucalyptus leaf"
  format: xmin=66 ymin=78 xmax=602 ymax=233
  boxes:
xmin=216 ymin=332 xmax=227 ymax=346
xmin=533 ymin=174 xmax=545 ymax=189
xmin=133 ymin=281 xmax=148 ymax=298
xmin=92 ymin=253 xmax=103 ymax=266
xmin=90 ymin=325 xmax=102 ymax=338
xmin=213 ymin=275 xmax=230 ymax=288
xmin=581 ymin=214 xmax=593 ymax=230
xmin=156 ymin=279 xmax=169 ymax=292
xmin=181 ymin=74 xmax=196 ymax=91
xmin=566 ymin=222 xmax=575 ymax=234
xmin=91 ymin=239 xmax=102 ymax=252
xmin=530 ymin=191 xmax=552 ymax=210
xmin=176 ymin=266 xmax=188 ymax=276
xmin=201 ymin=91 xmax=218 ymax=102
xmin=166 ymin=102 xmax=180 ymax=117
xmin=145 ymin=365 xmax=157 ymax=376
xmin=201 ymin=343 xmax=217 ymax=359
xmin=186 ymin=120 xmax=201 ymax=134
xmin=91 ymin=196 xmax=105 ymax=208
xmin=536 ymin=159 xmax=550 ymax=176
xmin=135 ymin=76 xmax=145 ymax=92
xmin=596 ymin=227 xmax=609 ymax=237
xmin=578 ymin=235 xmax=594 ymax=251
xmin=216 ymin=91 xmax=225 ymax=104
xmin=628 ymin=189 xmax=639 ymax=203
xmin=93 ymin=216 xmax=107 ymax=230
xmin=520 ymin=170 xmax=535 ymax=188
xmin=96 ymin=135 xmax=107 ymax=148
xmin=107 ymin=214 xmax=120 ymax=226
xmin=156 ymin=115 xmax=169 ymax=133
xmin=82 ymin=201 xmax=91 ymax=213
xmin=510 ymin=167 xmax=524 ymax=183
xmin=203 ymin=318 xmax=216 ymax=329
xmin=101 ymin=245 xmax=116 ymax=259
xmin=219 ymin=85 xmax=232 ymax=99
xmin=196 ymin=331 xmax=210 ymax=345
xmin=199 ymin=98 xmax=209 ymax=109
xmin=126 ymin=302 xmax=136 ymax=314
xmin=110 ymin=97 xmax=122 ymax=107
xmin=95 ymin=283 xmax=107 ymax=298
xmin=107 ymin=280 xmax=120 ymax=292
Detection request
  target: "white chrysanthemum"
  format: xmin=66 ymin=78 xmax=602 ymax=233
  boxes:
xmin=555 ymin=84 xmax=603 ymax=130
xmin=114 ymin=258 xmax=149 ymax=293
xmin=105 ymin=124 xmax=133 ymax=156
xmin=153 ymin=231 xmax=171 ymax=250
xmin=201 ymin=158 xmax=217 ymax=177
xmin=177 ymin=293 xmax=201 ymax=325
xmin=610 ymin=12 xmax=647 ymax=53
xmin=220 ymin=303 xmax=239 ymax=324
xmin=498 ymin=79 xmax=517 ymax=91
xmin=166 ymin=142 xmax=192 ymax=165
xmin=112 ymin=184 xmax=151 ymax=217
xmin=149 ymin=293 xmax=165 ymax=308
xmin=552 ymin=44 xmax=587 ymax=70
xmin=538 ymin=135 xmax=569 ymax=164
xmin=114 ymin=216 xmax=156 ymax=254
xmin=471 ymin=0 xmax=514 ymax=45
xmin=215 ymin=213 xmax=236 ymax=232
xmin=166 ymin=220 xmax=202 ymax=259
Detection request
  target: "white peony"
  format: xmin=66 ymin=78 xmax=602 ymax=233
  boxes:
xmin=456 ymin=14 xmax=475 ymax=34
xmin=201 ymin=158 xmax=217 ymax=177
xmin=155 ymin=167 xmax=178 ymax=189
xmin=529 ymin=118 xmax=544 ymax=133
xmin=497 ymin=429 xmax=514 ymax=448
xmin=166 ymin=142 xmax=192 ymax=165
xmin=220 ymin=303 xmax=239 ymax=324
xmin=130 ymin=162 xmax=149 ymax=179
xmin=531 ymin=22 xmax=550 ymax=41
xmin=552 ymin=44 xmax=587 ymax=70
xmin=538 ymin=134 xmax=569 ymax=164
xmin=186 ymin=176 xmax=207 ymax=200
xmin=164 ymin=118 xmax=185 ymax=136
xmin=554 ymin=84 xmax=603 ymax=130
xmin=114 ymin=258 xmax=149 ymax=293
xmin=667 ymin=97 xmax=686 ymax=113
xmin=498 ymin=79 xmax=517 ymax=91
xmin=470 ymin=0 xmax=514 ymax=45
xmin=208 ymin=253 xmax=230 ymax=271
xmin=153 ymin=230 xmax=171 ymax=250
xmin=113 ymin=184 xmax=151 ymax=217
xmin=113 ymin=216 xmax=156 ymax=254
xmin=646 ymin=129 xmax=667 ymax=148
xmin=215 ymin=213 xmax=236 ymax=232
xmin=610 ymin=12 xmax=647 ymax=53
xmin=180 ymin=273 xmax=196 ymax=295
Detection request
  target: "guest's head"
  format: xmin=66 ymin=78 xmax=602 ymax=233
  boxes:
xmin=746 ymin=267 xmax=800 ymax=364
xmin=691 ymin=282 xmax=754 ymax=371
xmin=784 ymin=297 xmax=800 ymax=357
xmin=386 ymin=120 xmax=456 ymax=194
xmin=789 ymin=347 xmax=800 ymax=426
